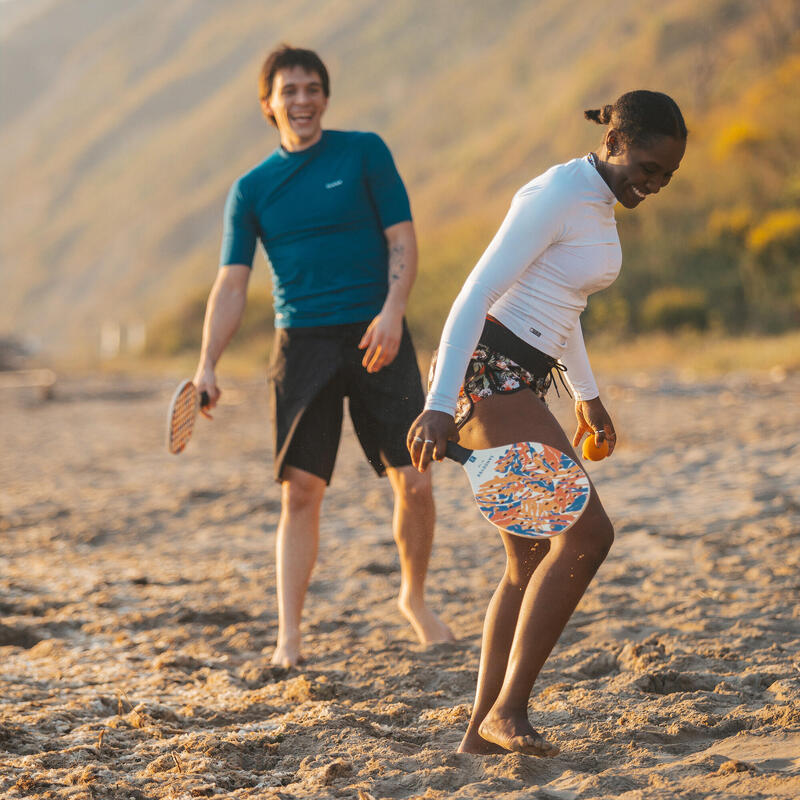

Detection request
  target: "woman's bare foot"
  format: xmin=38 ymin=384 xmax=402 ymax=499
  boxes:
xmin=271 ymin=632 xmax=302 ymax=668
xmin=398 ymin=594 xmax=455 ymax=644
xmin=478 ymin=709 xmax=559 ymax=757
xmin=457 ymin=730 xmax=507 ymax=754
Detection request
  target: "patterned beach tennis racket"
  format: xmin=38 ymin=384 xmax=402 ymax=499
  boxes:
xmin=445 ymin=440 xmax=591 ymax=538
xmin=166 ymin=380 xmax=210 ymax=454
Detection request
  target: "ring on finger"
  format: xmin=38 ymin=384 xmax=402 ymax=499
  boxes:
xmin=413 ymin=436 xmax=424 ymax=443
xmin=423 ymin=439 xmax=435 ymax=445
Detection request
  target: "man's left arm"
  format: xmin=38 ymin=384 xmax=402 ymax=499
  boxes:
xmin=359 ymin=220 xmax=418 ymax=373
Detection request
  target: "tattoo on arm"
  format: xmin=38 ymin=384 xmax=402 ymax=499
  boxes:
xmin=389 ymin=243 xmax=406 ymax=286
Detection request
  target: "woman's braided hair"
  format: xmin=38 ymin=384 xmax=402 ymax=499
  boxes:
xmin=585 ymin=90 xmax=687 ymax=147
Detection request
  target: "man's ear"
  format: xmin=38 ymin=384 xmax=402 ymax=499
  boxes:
xmin=260 ymin=97 xmax=273 ymax=121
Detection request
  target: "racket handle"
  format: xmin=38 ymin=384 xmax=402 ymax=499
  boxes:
xmin=200 ymin=390 xmax=210 ymax=408
xmin=445 ymin=441 xmax=472 ymax=464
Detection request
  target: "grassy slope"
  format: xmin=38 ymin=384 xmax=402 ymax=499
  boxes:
xmin=1 ymin=0 xmax=798 ymax=357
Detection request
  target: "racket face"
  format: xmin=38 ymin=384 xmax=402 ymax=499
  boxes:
xmin=167 ymin=380 xmax=198 ymax=454
xmin=462 ymin=441 xmax=590 ymax=538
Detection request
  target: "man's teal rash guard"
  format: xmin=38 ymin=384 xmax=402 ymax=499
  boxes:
xmin=220 ymin=130 xmax=412 ymax=328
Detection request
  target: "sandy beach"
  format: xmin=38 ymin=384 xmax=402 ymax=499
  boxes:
xmin=1 ymin=368 xmax=798 ymax=799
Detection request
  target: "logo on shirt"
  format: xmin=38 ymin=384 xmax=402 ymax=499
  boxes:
xmin=529 ymin=327 xmax=542 ymax=337
xmin=325 ymin=179 xmax=343 ymax=189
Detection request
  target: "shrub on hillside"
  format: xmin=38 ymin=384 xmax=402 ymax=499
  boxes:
xmin=746 ymin=208 xmax=800 ymax=256
xmin=583 ymin=293 xmax=631 ymax=337
xmin=145 ymin=287 xmax=274 ymax=356
xmin=707 ymin=206 xmax=752 ymax=239
xmin=740 ymin=208 xmax=800 ymax=330
xmin=713 ymin=122 xmax=767 ymax=161
xmin=145 ymin=290 xmax=208 ymax=356
xmin=640 ymin=287 xmax=709 ymax=332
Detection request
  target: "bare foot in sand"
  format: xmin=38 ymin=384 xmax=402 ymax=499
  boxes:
xmin=271 ymin=633 xmax=303 ymax=669
xmin=478 ymin=709 xmax=559 ymax=757
xmin=398 ymin=594 xmax=455 ymax=644
xmin=457 ymin=730 xmax=507 ymax=754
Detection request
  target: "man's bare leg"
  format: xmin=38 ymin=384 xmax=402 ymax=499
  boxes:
xmin=271 ymin=466 xmax=326 ymax=668
xmin=385 ymin=465 xmax=454 ymax=644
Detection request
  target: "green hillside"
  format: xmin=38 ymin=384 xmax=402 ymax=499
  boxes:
xmin=1 ymin=0 xmax=798 ymax=359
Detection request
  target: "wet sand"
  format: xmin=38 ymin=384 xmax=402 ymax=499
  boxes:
xmin=1 ymin=369 xmax=798 ymax=799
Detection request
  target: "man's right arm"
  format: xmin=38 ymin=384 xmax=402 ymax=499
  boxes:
xmin=192 ymin=264 xmax=251 ymax=411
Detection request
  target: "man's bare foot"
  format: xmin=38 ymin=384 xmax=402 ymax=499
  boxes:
xmin=271 ymin=633 xmax=302 ymax=668
xmin=457 ymin=730 xmax=507 ymax=754
xmin=478 ymin=709 xmax=559 ymax=757
xmin=398 ymin=594 xmax=455 ymax=644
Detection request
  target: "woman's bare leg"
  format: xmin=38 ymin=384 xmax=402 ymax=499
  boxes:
xmin=477 ymin=499 xmax=613 ymax=754
xmin=454 ymin=390 xmax=614 ymax=755
xmin=458 ymin=533 xmax=549 ymax=753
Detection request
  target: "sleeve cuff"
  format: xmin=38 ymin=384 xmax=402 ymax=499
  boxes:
xmin=423 ymin=397 xmax=457 ymax=417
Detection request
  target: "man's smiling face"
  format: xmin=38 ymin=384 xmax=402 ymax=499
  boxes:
xmin=262 ymin=66 xmax=328 ymax=151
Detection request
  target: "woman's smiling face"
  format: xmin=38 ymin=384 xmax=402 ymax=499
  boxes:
xmin=601 ymin=132 xmax=686 ymax=209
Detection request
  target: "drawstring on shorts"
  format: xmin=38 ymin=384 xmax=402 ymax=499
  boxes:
xmin=549 ymin=361 xmax=572 ymax=399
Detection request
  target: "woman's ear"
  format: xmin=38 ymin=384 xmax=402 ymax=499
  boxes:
xmin=605 ymin=129 xmax=623 ymax=157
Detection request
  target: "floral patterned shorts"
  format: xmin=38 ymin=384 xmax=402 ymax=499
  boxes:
xmin=429 ymin=342 xmax=557 ymax=429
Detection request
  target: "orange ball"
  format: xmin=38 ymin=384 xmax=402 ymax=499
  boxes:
xmin=582 ymin=435 xmax=610 ymax=461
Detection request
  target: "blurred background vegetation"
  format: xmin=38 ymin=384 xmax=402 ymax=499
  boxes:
xmin=1 ymin=0 xmax=799 ymax=365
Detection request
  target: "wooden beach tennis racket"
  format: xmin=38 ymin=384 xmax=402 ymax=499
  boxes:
xmin=445 ymin=440 xmax=591 ymax=538
xmin=166 ymin=380 xmax=210 ymax=454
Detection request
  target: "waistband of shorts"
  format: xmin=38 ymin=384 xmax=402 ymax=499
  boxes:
xmin=276 ymin=319 xmax=374 ymax=339
xmin=480 ymin=316 xmax=557 ymax=378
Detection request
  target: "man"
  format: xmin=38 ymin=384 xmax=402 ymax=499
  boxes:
xmin=193 ymin=45 xmax=453 ymax=668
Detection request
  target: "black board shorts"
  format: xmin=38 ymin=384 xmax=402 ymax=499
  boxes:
xmin=268 ymin=319 xmax=425 ymax=484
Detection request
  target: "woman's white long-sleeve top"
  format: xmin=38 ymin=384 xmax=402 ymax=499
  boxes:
xmin=425 ymin=156 xmax=622 ymax=416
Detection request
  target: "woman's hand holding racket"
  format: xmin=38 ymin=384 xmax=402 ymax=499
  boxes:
xmin=409 ymin=409 xmax=592 ymax=537
xmin=407 ymin=409 xmax=459 ymax=472
xmin=572 ymin=397 xmax=616 ymax=458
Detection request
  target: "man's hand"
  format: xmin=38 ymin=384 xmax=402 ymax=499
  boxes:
xmin=572 ymin=396 xmax=617 ymax=455
xmin=192 ymin=363 xmax=220 ymax=420
xmin=407 ymin=409 xmax=459 ymax=472
xmin=358 ymin=308 xmax=403 ymax=373
xmin=190 ymin=264 xmax=250 ymax=419
xmin=361 ymin=220 xmax=417 ymax=373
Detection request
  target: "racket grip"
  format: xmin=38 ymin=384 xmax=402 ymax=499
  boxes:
xmin=445 ymin=441 xmax=472 ymax=464
xmin=200 ymin=390 xmax=210 ymax=408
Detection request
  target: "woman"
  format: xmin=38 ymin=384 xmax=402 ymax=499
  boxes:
xmin=407 ymin=91 xmax=687 ymax=756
